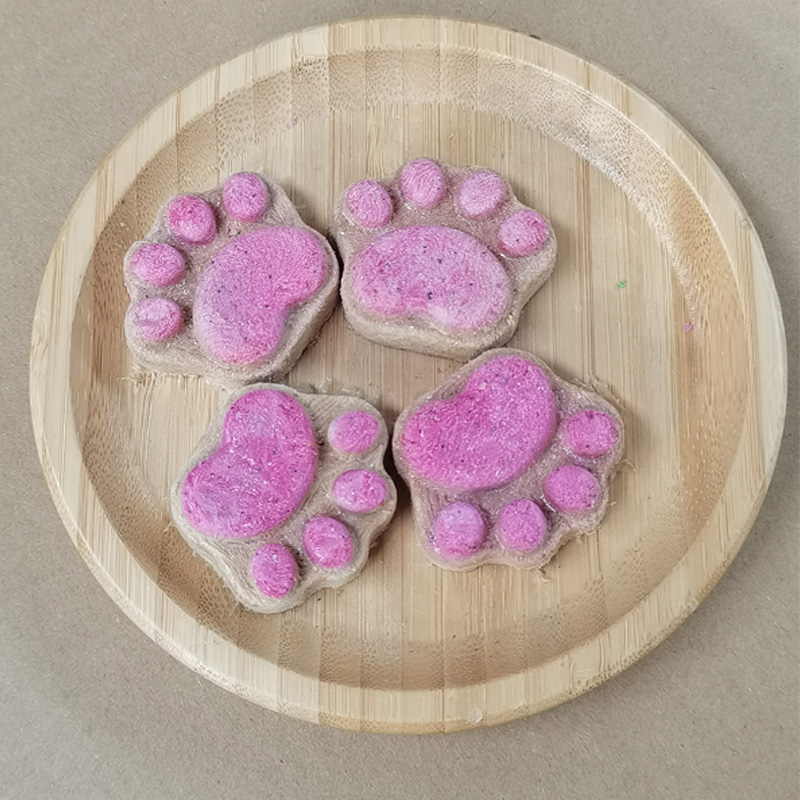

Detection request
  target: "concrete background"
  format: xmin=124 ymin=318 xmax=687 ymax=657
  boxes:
xmin=1 ymin=1 xmax=797 ymax=797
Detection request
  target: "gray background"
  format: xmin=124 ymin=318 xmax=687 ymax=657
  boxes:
xmin=1 ymin=1 xmax=797 ymax=798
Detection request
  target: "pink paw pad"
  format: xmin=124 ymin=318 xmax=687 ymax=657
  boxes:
xmin=168 ymin=195 xmax=217 ymax=244
xmin=193 ymin=226 xmax=327 ymax=364
xmin=351 ymin=226 xmax=510 ymax=331
xmin=172 ymin=385 xmax=397 ymax=613
xmin=496 ymin=499 xmax=548 ymax=552
xmin=565 ymin=410 xmax=619 ymax=457
xmin=346 ymin=181 xmax=393 ymax=227
xmin=498 ymin=210 xmax=550 ymax=257
xmin=131 ymin=297 xmax=183 ymax=341
xmin=180 ymin=390 xmax=317 ymax=538
xmin=394 ymin=349 xmax=623 ymax=570
xmin=334 ymin=160 xmax=556 ymax=358
xmin=400 ymin=159 xmax=447 ymax=209
xmin=433 ymin=503 xmax=487 ymax=561
xmin=401 ymin=356 xmax=556 ymax=491
xmin=124 ymin=172 xmax=337 ymax=383
xmin=544 ymin=465 xmax=600 ymax=513
xmin=327 ymin=411 xmax=381 ymax=454
xmin=223 ymin=172 xmax=269 ymax=222
xmin=129 ymin=243 xmax=185 ymax=286
xmin=302 ymin=517 xmax=354 ymax=568
xmin=457 ymin=170 xmax=506 ymax=219
xmin=250 ymin=543 xmax=298 ymax=598
xmin=332 ymin=470 xmax=388 ymax=513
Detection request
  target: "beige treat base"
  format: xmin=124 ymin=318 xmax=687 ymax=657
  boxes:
xmin=393 ymin=348 xmax=624 ymax=571
xmin=333 ymin=160 xmax=557 ymax=360
xmin=170 ymin=384 xmax=396 ymax=614
xmin=124 ymin=174 xmax=339 ymax=388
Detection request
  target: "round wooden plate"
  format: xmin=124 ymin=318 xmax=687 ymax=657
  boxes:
xmin=30 ymin=18 xmax=787 ymax=733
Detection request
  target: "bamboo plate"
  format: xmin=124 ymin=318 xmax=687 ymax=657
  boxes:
xmin=29 ymin=18 xmax=787 ymax=733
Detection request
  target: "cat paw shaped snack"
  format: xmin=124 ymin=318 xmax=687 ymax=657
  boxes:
xmin=171 ymin=384 xmax=397 ymax=613
xmin=124 ymin=172 xmax=338 ymax=386
xmin=393 ymin=349 xmax=623 ymax=570
xmin=333 ymin=159 xmax=556 ymax=359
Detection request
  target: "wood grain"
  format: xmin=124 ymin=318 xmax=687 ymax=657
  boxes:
xmin=29 ymin=18 xmax=787 ymax=733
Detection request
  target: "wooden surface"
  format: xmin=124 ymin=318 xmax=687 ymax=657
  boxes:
xmin=29 ymin=18 xmax=787 ymax=733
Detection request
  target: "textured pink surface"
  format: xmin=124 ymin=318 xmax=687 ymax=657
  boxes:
xmin=432 ymin=503 xmax=487 ymax=560
xmin=497 ymin=210 xmax=550 ymax=257
xmin=167 ymin=195 xmax=216 ymax=244
xmin=565 ymin=410 xmax=619 ymax=458
xmin=401 ymin=356 xmax=556 ymax=490
xmin=346 ymin=181 xmax=393 ymax=228
xmin=193 ymin=226 xmax=327 ymax=364
xmin=327 ymin=411 xmax=380 ymax=454
xmin=131 ymin=298 xmax=183 ymax=341
xmin=332 ymin=470 xmax=387 ymax=513
xmin=544 ymin=465 xmax=600 ymax=512
xmin=399 ymin=159 xmax=447 ymax=209
xmin=223 ymin=172 xmax=269 ymax=222
xmin=351 ymin=226 xmax=511 ymax=331
xmin=129 ymin=243 xmax=185 ymax=286
xmin=496 ymin=499 xmax=548 ymax=552
xmin=457 ymin=170 xmax=506 ymax=218
xmin=302 ymin=517 xmax=354 ymax=568
xmin=250 ymin=543 xmax=298 ymax=598
xmin=181 ymin=390 xmax=318 ymax=538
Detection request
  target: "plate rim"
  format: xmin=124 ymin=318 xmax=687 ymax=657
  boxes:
xmin=29 ymin=16 xmax=788 ymax=733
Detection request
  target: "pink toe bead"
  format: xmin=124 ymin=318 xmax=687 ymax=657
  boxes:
xmin=303 ymin=517 xmax=354 ymax=568
xmin=457 ymin=170 xmax=506 ymax=219
xmin=129 ymin=243 xmax=185 ymax=286
xmin=432 ymin=502 xmax=486 ymax=560
xmin=250 ymin=543 xmax=298 ymax=598
xmin=327 ymin=411 xmax=380 ymax=454
xmin=223 ymin=172 xmax=269 ymax=222
xmin=565 ymin=410 xmax=619 ymax=458
xmin=498 ymin=210 xmax=549 ymax=257
xmin=400 ymin=159 xmax=447 ymax=209
xmin=496 ymin=499 xmax=548 ymax=552
xmin=131 ymin=297 xmax=182 ymax=341
xmin=332 ymin=470 xmax=387 ymax=513
xmin=544 ymin=465 xmax=600 ymax=513
xmin=167 ymin=194 xmax=217 ymax=244
xmin=346 ymin=181 xmax=393 ymax=228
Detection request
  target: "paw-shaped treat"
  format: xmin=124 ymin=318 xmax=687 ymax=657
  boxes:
xmin=332 ymin=159 xmax=556 ymax=359
xmin=124 ymin=173 xmax=338 ymax=386
xmin=393 ymin=349 xmax=623 ymax=570
xmin=171 ymin=384 xmax=397 ymax=613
